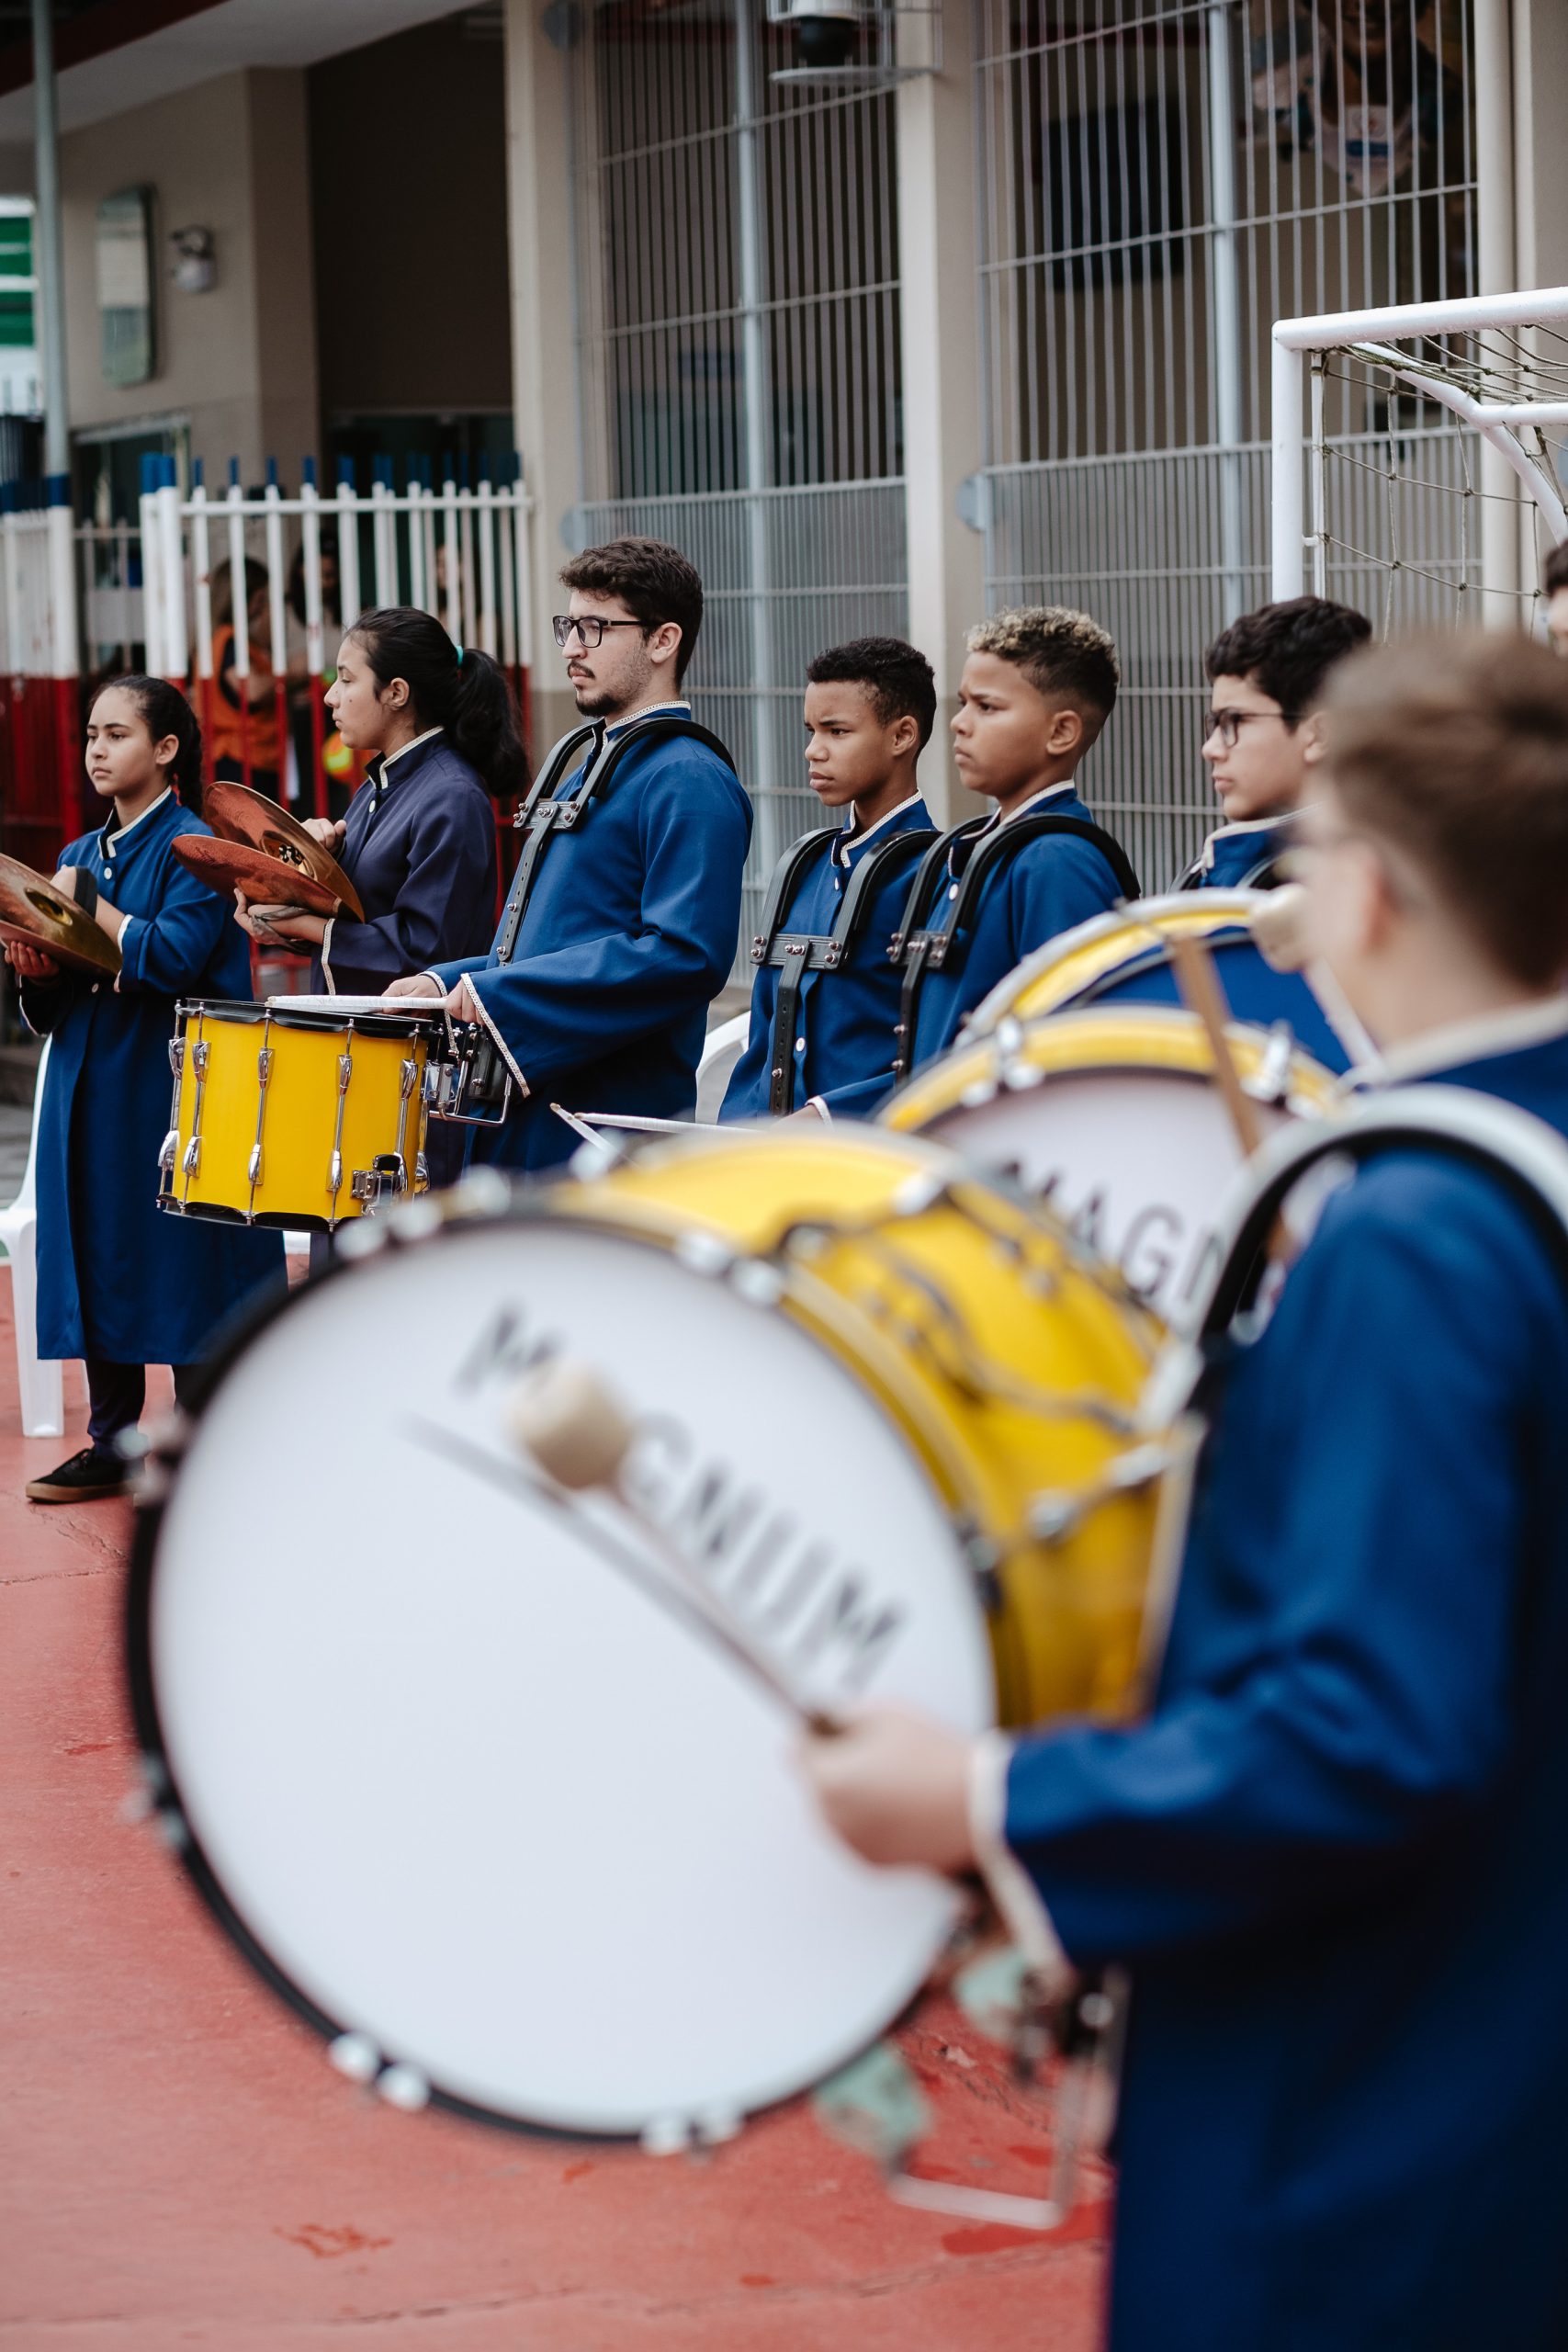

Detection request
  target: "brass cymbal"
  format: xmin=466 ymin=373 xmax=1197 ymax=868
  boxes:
xmin=172 ymin=833 xmax=344 ymax=919
xmin=0 ymin=854 xmax=122 ymax=978
xmin=200 ymin=780 xmax=366 ymax=921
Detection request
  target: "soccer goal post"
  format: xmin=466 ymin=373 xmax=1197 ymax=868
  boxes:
xmin=1271 ymin=286 xmax=1568 ymax=631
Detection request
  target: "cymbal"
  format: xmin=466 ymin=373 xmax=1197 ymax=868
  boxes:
xmin=172 ymin=833 xmax=345 ymax=919
xmin=200 ymin=780 xmax=365 ymax=921
xmin=0 ymin=854 xmax=122 ymax=978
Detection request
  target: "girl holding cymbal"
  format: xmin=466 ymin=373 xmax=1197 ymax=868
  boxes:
xmin=8 ymin=677 xmax=283 ymax=1504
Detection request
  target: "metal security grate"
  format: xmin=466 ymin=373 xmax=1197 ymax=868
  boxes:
xmin=568 ymin=0 xmax=907 ymax=952
xmin=974 ymin=0 xmax=1477 ymax=886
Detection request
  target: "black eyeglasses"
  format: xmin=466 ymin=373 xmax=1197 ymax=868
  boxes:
xmin=1204 ymin=707 xmax=1302 ymax=750
xmin=552 ymin=615 xmax=647 ymax=650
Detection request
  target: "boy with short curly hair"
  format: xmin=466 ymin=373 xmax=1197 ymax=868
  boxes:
xmin=887 ymin=604 xmax=1137 ymax=1092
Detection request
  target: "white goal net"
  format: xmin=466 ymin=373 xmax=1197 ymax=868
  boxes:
xmin=1271 ymin=288 xmax=1568 ymax=634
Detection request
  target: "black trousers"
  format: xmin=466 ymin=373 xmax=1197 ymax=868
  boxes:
xmin=85 ymin=1360 xmax=198 ymax=1453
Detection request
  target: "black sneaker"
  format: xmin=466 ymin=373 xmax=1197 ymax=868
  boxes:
xmin=25 ymin=1446 xmax=131 ymax=1504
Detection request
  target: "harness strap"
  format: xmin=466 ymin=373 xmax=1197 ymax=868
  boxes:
xmin=890 ymin=809 xmax=1141 ymax=1082
xmin=757 ymin=824 xmax=937 ymax=1115
xmin=1195 ymin=1086 xmax=1568 ymax=1347
xmin=1175 ymin=845 xmax=1288 ymax=893
xmin=494 ymin=714 xmax=738 ymax=969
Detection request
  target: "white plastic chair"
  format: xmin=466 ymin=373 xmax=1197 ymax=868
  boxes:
xmin=0 ymin=1040 xmax=64 ymax=1438
xmin=694 ymin=1011 xmax=749 ymax=1122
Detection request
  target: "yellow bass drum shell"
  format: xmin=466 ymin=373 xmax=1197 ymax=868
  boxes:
xmin=554 ymin=1123 xmax=1184 ymax=1731
xmin=882 ymin=1003 xmax=1336 ymax=1319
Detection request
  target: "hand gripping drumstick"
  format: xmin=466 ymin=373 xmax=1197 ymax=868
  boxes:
xmin=506 ymin=1359 xmax=841 ymax=1735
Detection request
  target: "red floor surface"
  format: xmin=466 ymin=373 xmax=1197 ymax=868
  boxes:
xmin=0 ymin=1281 xmax=1110 ymax=2349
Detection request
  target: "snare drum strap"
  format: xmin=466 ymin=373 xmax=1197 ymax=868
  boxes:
xmin=753 ymin=825 xmax=938 ymax=1115
xmin=889 ymin=812 xmax=1142 ymax=1082
xmin=494 ymin=714 xmax=739 ymax=969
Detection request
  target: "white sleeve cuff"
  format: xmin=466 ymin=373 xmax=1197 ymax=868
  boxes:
xmin=805 ymin=1095 xmax=831 ymax=1121
xmin=321 ymin=920 xmax=336 ymax=992
xmin=467 ymin=974 xmax=530 ymax=1098
xmin=967 ymin=1731 xmax=1072 ymax=1989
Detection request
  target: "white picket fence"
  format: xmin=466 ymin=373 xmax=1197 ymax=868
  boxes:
xmin=133 ymin=458 xmax=535 ymax=693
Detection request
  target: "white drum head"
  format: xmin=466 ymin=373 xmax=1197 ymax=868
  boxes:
xmin=130 ymin=1212 xmax=993 ymax=2140
xmin=921 ymin=1066 xmax=1297 ymax=1318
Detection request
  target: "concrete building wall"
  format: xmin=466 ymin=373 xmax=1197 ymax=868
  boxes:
xmin=309 ymin=16 xmax=511 ymax=422
xmin=59 ymin=67 xmax=319 ymax=482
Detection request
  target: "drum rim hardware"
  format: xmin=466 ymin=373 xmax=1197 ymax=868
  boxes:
xmin=125 ymin=1138 xmax=1189 ymax=2147
xmin=886 ymin=1003 xmax=1337 ymax=1137
xmin=158 ymin=998 xmax=440 ymax=1232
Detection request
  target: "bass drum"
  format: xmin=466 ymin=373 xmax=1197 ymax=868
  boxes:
xmin=961 ymin=890 xmax=1358 ymax=1076
xmin=882 ymin=1005 xmax=1337 ymax=1321
xmin=127 ymin=1127 xmax=1184 ymax=2147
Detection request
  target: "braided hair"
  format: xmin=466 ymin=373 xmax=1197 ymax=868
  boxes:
xmin=91 ymin=673 xmax=204 ymax=817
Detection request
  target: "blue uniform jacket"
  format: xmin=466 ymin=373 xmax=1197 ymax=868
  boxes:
xmin=315 ymin=729 xmax=498 ymax=996
xmin=999 ymin=1016 xmax=1568 ymax=2351
xmin=1174 ymin=815 xmax=1289 ymax=891
xmin=720 ymin=797 xmax=931 ymax=1122
xmin=21 ymin=793 xmax=285 ymax=1363
xmin=1088 ymin=927 xmax=1351 ymax=1074
xmin=904 ymin=786 xmax=1126 ymax=1083
xmin=428 ymin=716 xmax=752 ymax=1172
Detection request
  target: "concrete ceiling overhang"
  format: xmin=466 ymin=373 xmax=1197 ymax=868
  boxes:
xmin=0 ymin=0 xmax=481 ymax=141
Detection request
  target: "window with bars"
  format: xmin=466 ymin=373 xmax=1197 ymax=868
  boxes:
xmin=973 ymin=0 xmax=1477 ymax=886
xmin=568 ymin=1 xmax=908 ymax=936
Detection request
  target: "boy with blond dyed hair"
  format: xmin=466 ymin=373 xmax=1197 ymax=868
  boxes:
xmin=886 ymin=605 xmax=1138 ymax=1097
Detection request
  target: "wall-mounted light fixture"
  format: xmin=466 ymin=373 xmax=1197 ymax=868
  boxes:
xmin=168 ymin=226 xmax=216 ymax=294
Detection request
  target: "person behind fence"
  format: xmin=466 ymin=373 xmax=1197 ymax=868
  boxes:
xmin=6 ymin=677 xmax=284 ymax=1505
xmin=801 ymin=628 xmax=1568 ymax=2352
xmin=1175 ymin=594 xmax=1371 ymax=889
xmin=208 ymin=559 xmax=283 ymax=799
xmin=285 ymin=530 xmax=342 ymax=813
xmin=386 ymin=537 xmax=751 ymax=1169
xmin=881 ymin=607 xmax=1138 ymax=1102
xmin=720 ymin=637 xmax=936 ymax=1124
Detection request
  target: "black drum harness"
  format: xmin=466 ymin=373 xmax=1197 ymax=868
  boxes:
xmin=438 ymin=710 xmax=738 ymax=1121
xmin=749 ymin=820 xmax=936 ymax=1116
xmin=1173 ymin=839 xmax=1289 ymax=892
xmin=887 ymin=808 xmax=1142 ymax=1083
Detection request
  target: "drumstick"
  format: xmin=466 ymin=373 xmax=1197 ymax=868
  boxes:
xmin=404 ymin=1412 xmax=825 ymax=1729
xmin=506 ymin=1360 xmax=842 ymax=1736
xmin=1168 ymin=933 xmax=1265 ymax=1159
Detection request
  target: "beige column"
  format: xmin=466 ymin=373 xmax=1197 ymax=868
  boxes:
xmin=896 ymin=0 xmax=985 ymax=823
xmin=503 ymin=0 xmax=581 ymax=760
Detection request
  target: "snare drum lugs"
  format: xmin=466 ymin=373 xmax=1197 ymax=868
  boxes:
xmin=158 ymin=998 xmax=439 ymax=1230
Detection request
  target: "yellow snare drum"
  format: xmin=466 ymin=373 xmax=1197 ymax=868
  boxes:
xmin=882 ymin=1004 xmax=1335 ymax=1318
xmin=158 ymin=997 xmax=437 ymax=1231
xmin=555 ymin=1125 xmax=1188 ymax=1729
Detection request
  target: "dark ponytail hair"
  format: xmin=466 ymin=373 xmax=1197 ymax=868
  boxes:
xmin=93 ymin=673 xmax=205 ymax=818
xmin=348 ymin=607 xmax=529 ymax=797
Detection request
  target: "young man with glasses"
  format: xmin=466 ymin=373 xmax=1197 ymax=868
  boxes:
xmin=387 ymin=537 xmax=751 ymax=1170
xmin=1177 ymin=594 xmax=1371 ymax=890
